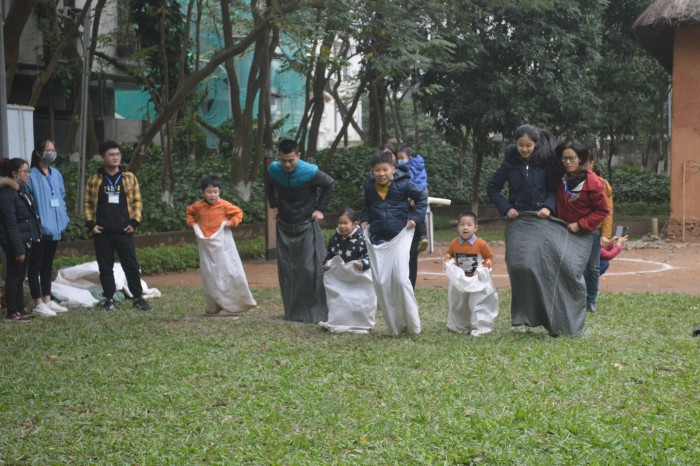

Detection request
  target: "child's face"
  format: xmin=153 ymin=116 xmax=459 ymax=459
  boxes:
xmin=561 ymin=148 xmax=582 ymax=174
xmin=373 ymin=162 xmax=396 ymax=185
xmin=203 ymin=186 xmax=220 ymax=204
xmin=397 ymin=152 xmax=410 ymax=164
xmin=516 ymin=135 xmax=536 ymax=160
xmin=337 ymin=214 xmax=355 ymax=237
xmin=457 ymin=216 xmax=478 ymax=240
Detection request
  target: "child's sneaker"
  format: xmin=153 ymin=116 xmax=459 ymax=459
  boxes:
xmin=47 ymin=301 xmax=68 ymax=313
xmin=133 ymin=297 xmax=151 ymax=311
xmin=101 ymin=298 xmax=116 ymax=311
xmin=417 ymin=237 xmax=428 ymax=253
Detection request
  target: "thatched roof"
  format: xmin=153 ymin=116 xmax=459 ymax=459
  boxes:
xmin=633 ymin=0 xmax=700 ymax=73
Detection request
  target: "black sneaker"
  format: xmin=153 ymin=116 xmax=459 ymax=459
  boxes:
xmin=102 ymin=298 xmax=116 ymax=311
xmin=133 ymin=297 xmax=151 ymax=311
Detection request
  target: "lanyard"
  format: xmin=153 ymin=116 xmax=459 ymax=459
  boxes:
xmin=105 ymin=173 xmax=122 ymax=190
xmin=45 ymin=170 xmax=55 ymax=196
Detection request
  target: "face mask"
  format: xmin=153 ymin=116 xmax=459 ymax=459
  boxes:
xmin=42 ymin=151 xmax=57 ymax=164
xmin=398 ymin=160 xmax=407 ymax=166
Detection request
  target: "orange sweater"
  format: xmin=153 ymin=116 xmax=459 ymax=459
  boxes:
xmin=186 ymin=199 xmax=243 ymax=238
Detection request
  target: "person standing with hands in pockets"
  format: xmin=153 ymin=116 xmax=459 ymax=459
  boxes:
xmin=84 ymin=140 xmax=151 ymax=312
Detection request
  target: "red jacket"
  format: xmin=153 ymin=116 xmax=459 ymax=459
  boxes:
xmin=600 ymin=244 xmax=622 ymax=261
xmin=555 ymin=172 xmax=610 ymax=232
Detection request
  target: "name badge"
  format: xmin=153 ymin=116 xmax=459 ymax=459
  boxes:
xmin=50 ymin=198 xmax=60 ymax=208
xmin=108 ymin=193 xmax=120 ymax=204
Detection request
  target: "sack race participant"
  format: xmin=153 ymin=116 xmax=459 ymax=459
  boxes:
xmin=319 ymin=208 xmax=375 ymax=333
xmin=265 ymin=139 xmax=335 ymax=323
xmin=364 ymin=227 xmax=421 ymax=336
xmin=507 ymin=213 xmax=592 ymax=336
xmin=187 ymin=175 xmax=257 ymax=316
xmin=320 ymin=256 xmax=376 ymax=334
xmin=443 ymin=211 xmax=498 ymax=336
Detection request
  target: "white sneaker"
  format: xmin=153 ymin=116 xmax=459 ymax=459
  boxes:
xmin=32 ymin=302 xmax=57 ymax=317
xmin=47 ymin=301 xmax=68 ymax=313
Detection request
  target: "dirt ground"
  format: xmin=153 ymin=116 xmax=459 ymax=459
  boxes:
xmin=145 ymin=241 xmax=700 ymax=295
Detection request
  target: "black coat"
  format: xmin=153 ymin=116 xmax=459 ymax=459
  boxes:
xmin=324 ymin=225 xmax=370 ymax=270
xmin=487 ymin=145 xmax=556 ymax=216
xmin=0 ymin=177 xmax=42 ymax=256
xmin=360 ymin=168 xmax=427 ymax=242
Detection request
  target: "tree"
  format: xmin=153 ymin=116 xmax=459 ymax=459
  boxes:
xmin=3 ymin=0 xmax=38 ymax=95
xmin=419 ymin=0 xmax=606 ymax=212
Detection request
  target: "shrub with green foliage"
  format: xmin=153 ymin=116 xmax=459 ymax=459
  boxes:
xmin=602 ymin=166 xmax=670 ymax=203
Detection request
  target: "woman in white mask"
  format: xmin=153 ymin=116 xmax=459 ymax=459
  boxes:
xmin=26 ymin=139 xmax=70 ymax=316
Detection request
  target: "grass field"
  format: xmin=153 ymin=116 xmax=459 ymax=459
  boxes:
xmin=2 ymin=287 xmax=699 ymax=464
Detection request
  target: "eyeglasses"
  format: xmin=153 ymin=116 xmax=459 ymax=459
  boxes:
xmin=561 ymin=156 xmax=579 ymax=163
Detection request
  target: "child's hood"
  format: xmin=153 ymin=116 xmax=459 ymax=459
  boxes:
xmin=337 ymin=224 xmax=362 ymax=240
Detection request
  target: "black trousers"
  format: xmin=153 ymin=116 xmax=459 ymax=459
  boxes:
xmin=28 ymin=239 xmax=58 ymax=300
xmin=93 ymin=232 xmax=143 ymax=300
xmin=2 ymin=245 xmax=30 ymax=315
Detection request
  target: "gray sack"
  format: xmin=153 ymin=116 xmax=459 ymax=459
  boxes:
xmin=276 ymin=219 xmax=328 ymax=323
xmin=506 ymin=212 xmax=592 ymax=336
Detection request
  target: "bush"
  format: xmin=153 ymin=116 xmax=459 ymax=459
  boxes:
xmin=603 ymin=166 xmax=670 ymax=203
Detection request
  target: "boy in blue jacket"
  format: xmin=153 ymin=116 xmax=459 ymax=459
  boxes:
xmin=360 ymin=150 xmax=428 ymax=244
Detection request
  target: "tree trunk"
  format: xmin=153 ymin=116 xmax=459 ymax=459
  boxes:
xmin=412 ymin=95 xmax=420 ymax=145
xmin=128 ymin=19 xmax=270 ymax=173
xmin=3 ymin=0 xmax=38 ymax=94
xmin=470 ymin=128 xmax=486 ymax=215
xmin=322 ymin=76 xmax=368 ymax=171
xmin=306 ymin=32 xmax=335 ymax=160
xmin=29 ymin=0 xmax=94 ymax=107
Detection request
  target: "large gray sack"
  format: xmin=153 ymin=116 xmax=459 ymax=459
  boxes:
xmin=506 ymin=212 xmax=592 ymax=336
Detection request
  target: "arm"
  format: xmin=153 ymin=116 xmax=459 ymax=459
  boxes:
xmin=599 ymin=181 xmax=614 ymax=239
xmin=360 ymin=184 xmax=371 ymax=226
xmin=577 ymin=183 xmax=610 ymax=232
xmin=600 ymin=244 xmax=621 ymax=261
xmin=264 ymin=170 xmax=278 ymax=209
xmin=358 ymin=236 xmax=370 ymax=270
xmin=408 ymin=181 xmax=428 ymax=224
xmin=225 ymin=202 xmax=244 ymax=228
xmin=0 ymin=190 xmax=25 ymax=256
xmin=313 ymin=169 xmax=335 ymax=214
xmin=486 ymin=160 xmax=513 ymax=216
xmin=186 ymin=203 xmax=198 ymax=228
xmin=125 ymin=173 xmax=143 ymax=230
xmin=481 ymin=240 xmax=494 ymax=268
xmin=542 ymin=166 xmax=557 ymax=215
xmin=84 ymin=174 xmax=99 ymax=230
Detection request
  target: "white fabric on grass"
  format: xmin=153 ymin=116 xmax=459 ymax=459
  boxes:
xmin=52 ymin=262 xmax=161 ymax=307
xmin=364 ymin=226 xmax=421 ymax=336
xmin=319 ymin=255 xmax=376 ymax=334
xmin=195 ymin=222 xmax=257 ymax=315
xmin=445 ymin=260 xmax=499 ymax=336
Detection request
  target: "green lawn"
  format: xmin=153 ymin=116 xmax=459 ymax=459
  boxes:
xmin=2 ymin=288 xmax=699 ymax=464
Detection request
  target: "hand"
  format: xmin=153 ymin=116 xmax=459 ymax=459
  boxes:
xmin=312 ymin=210 xmax=324 ymax=222
xmin=536 ymin=207 xmax=550 ymax=219
xmin=567 ymin=222 xmax=580 ymax=233
xmin=618 ymin=235 xmax=629 ymax=247
xmin=93 ymin=225 xmax=104 ymax=235
xmin=506 ymin=208 xmax=519 ymax=219
xmin=406 ymin=219 xmax=416 ymax=230
xmin=353 ymin=261 xmax=363 ymax=271
xmin=270 ymin=207 xmax=278 ymax=220
xmin=600 ymin=236 xmax=611 ymax=247
xmin=408 ymin=198 xmax=416 ymax=207
xmin=16 ymin=254 xmax=25 ymax=263
xmin=360 ymin=222 xmax=368 ymax=230
xmin=483 ymin=259 xmax=492 ymax=268
xmin=224 ymin=221 xmax=232 ymax=229
xmin=123 ymin=225 xmax=135 ymax=234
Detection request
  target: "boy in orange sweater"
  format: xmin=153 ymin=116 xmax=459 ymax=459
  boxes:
xmin=186 ymin=175 xmax=256 ymax=315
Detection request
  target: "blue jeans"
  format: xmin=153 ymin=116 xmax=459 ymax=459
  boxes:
xmin=583 ymin=229 xmax=601 ymax=306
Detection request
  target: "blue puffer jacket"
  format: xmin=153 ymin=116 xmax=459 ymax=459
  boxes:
xmin=404 ymin=155 xmax=428 ymax=190
xmin=27 ymin=166 xmax=70 ymax=240
xmin=0 ymin=177 xmax=42 ymax=256
xmin=360 ymin=169 xmax=428 ymax=242
xmin=487 ymin=145 xmax=556 ymax=216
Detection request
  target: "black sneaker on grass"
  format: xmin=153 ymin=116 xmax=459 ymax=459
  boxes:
xmin=102 ymin=298 xmax=116 ymax=311
xmin=133 ymin=297 xmax=151 ymax=311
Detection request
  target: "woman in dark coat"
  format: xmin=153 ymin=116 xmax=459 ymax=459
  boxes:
xmin=0 ymin=158 xmax=42 ymax=321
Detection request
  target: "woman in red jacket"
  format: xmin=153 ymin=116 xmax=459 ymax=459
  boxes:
xmin=555 ymin=141 xmax=610 ymax=314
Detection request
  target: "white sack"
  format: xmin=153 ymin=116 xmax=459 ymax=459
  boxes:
xmin=319 ymin=255 xmax=376 ymax=334
xmin=445 ymin=260 xmax=499 ymax=336
xmin=52 ymin=261 xmax=160 ymax=307
xmin=195 ymin=223 xmax=257 ymax=315
xmin=364 ymin=227 xmax=421 ymax=336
